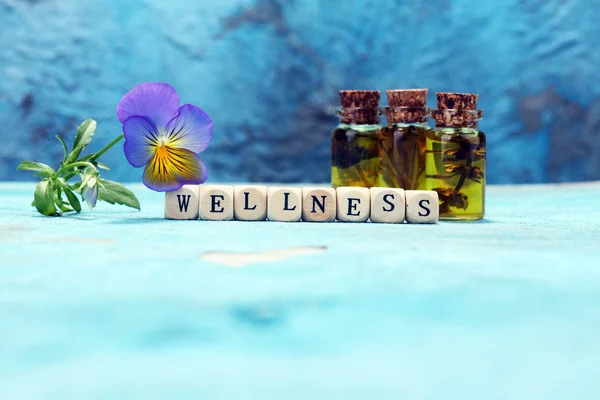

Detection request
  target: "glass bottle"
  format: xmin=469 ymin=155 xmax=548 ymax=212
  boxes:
xmin=379 ymin=89 xmax=430 ymax=190
xmin=331 ymin=90 xmax=381 ymax=188
xmin=426 ymin=92 xmax=486 ymax=221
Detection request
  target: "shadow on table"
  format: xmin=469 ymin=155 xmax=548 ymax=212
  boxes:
xmin=439 ymin=218 xmax=497 ymax=224
xmin=106 ymin=217 xmax=170 ymax=225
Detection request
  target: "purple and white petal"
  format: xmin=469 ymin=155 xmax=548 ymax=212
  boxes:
xmin=123 ymin=116 xmax=159 ymax=168
xmin=116 ymin=82 xmax=180 ymax=129
xmin=83 ymin=182 xmax=98 ymax=209
xmin=165 ymin=104 xmax=213 ymax=153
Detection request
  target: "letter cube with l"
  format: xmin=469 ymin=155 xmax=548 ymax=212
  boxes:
xmin=267 ymin=187 xmax=302 ymax=222
xmin=370 ymin=188 xmax=405 ymax=223
xmin=165 ymin=185 xmax=199 ymax=220
xmin=336 ymin=187 xmax=370 ymax=222
xmin=199 ymin=185 xmax=234 ymax=221
xmin=234 ymin=185 xmax=267 ymax=221
xmin=301 ymin=187 xmax=336 ymax=222
xmin=405 ymin=190 xmax=439 ymax=224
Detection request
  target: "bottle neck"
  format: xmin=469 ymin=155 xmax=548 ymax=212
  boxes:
xmin=384 ymin=106 xmax=428 ymax=125
xmin=338 ymin=107 xmax=380 ymax=125
xmin=389 ymin=122 xmax=430 ymax=128
xmin=431 ymin=109 xmax=482 ymax=129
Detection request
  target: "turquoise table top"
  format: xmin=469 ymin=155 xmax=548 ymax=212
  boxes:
xmin=1 ymin=182 xmax=600 ymax=399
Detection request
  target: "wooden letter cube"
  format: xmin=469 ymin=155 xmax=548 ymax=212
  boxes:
xmin=405 ymin=190 xmax=439 ymax=224
xmin=234 ymin=185 xmax=267 ymax=221
xmin=301 ymin=187 xmax=336 ymax=222
xmin=267 ymin=187 xmax=302 ymax=222
xmin=336 ymin=187 xmax=370 ymax=222
xmin=164 ymin=185 xmax=199 ymax=220
xmin=199 ymin=185 xmax=234 ymax=221
xmin=369 ymin=187 xmax=405 ymax=223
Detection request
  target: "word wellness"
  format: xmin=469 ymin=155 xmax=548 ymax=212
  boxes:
xmin=165 ymin=185 xmax=439 ymax=224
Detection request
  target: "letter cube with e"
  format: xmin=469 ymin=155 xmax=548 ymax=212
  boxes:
xmin=405 ymin=190 xmax=439 ymax=224
xmin=165 ymin=185 xmax=200 ymax=220
xmin=267 ymin=187 xmax=302 ymax=222
xmin=234 ymin=185 xmax=267 ymax=221
xmin=370 ymin=187 xmax=405 ymax=223
xmin=336 ymin=187 xmax=370 ymax=222
xmin=301 ymin=187 xmax=336 ymax=222
xmin=199 ymin=185 xmax=234 ymax=221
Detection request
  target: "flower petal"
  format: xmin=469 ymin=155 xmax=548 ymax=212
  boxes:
xmin=142 ymin=146 xmax=207 ymax=192
xmin=165 ymin=104 xmax=213 ymax=153
xmin=117 ymin=82 xmax=180 ymax=129
xmin=83 ymin=182 xmax=98 ymax=209
xmin=123 ymin=116 xmax=159 ymax=168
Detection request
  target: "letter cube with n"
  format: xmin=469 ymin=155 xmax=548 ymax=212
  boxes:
xmin=336 ymin=187 xmax=370 ymax=222
xmin=165 ymin=185 xmax=199 ymax=220
xmin=370 ymin=188 xmax=405 ymax=223
xmin=405 ymin=190 xmax=439 ymax=224
xmin=199 ymin=185 xmax=234 ymax=221
xmin=301 ymin=187 xmax=336 ymax=222
xmin=234 ymin=185 xmax=267 ymax=221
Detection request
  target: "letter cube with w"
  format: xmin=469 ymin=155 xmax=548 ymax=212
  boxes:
xmin=165 ymin=185 xmax=199 ymax=220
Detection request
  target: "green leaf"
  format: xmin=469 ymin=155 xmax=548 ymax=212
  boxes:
xmin=34 ymin=179 xmax=58 ymax=216
xmin=17 ymin=161 xmax=55 ymax=178
xmin=97 ymin=179 xmax=141 ymax=210
xmin=55 ymin=135 xmax=69 ymax=162
xmin=73 ymin=118 xmax=96 ymax=150
xmin=63 ymin=186 xmax=82 ymax=213
xmin=95 ymin=161 xmax=110 ymax=170
xmin=67 ymin=119 xmax=96 ymax=163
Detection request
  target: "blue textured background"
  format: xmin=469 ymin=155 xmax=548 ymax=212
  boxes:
xmin=1 ymin=0 xmax=600 ymax=184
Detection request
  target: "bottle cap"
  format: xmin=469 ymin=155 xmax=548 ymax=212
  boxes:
xmin=387 ymin=89 xmax=428 ymax=108
xmin=385 ymin=89 xmax=428 ymax=123
xmin=339 ymin=90 xmax=380 ymax=108
xmin=338 ymin=90 xmax=380 ymax=124
xmin=436 ymin=92 xmax=478 ymax=110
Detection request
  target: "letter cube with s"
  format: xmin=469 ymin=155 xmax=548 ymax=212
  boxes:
xmin=370 ymin=188 xmax=405 ymax=223
xmin=199 ymin=185 xmax=234 ymax=221
xmin=405 ymin=190 xmax=439 ymax=224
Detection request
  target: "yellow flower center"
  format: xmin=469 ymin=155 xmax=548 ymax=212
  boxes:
xmin=156 ymin=135 xmax=168 ymax=148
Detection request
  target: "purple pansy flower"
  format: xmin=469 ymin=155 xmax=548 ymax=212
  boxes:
xmin=117 ymin=82 xmax=213 ymax=192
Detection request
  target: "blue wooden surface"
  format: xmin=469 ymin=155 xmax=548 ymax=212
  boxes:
xmin=1 ymin=182 xmax=600 ymax=399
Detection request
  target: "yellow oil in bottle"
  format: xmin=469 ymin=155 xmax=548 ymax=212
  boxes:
xmin=331 ymin=124 xmax=380 ymax=188
xmin=378 ymin=124 xmax=429 ymax=190
xmin=426 ymin=127 xmax=486 ymax=220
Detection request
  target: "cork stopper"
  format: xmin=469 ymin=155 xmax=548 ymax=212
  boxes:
xmin=436 ymin=92 xmax=478 ymax=110
xmin=338 ymin=90 xmax=380 ymax=125
xmin=435 ymin=92 xmax=481 ymax=127
xmin=387 ymin=89 xmax=428 ymax=108
xmin=385 ymin=89 xmax=428 ymax=123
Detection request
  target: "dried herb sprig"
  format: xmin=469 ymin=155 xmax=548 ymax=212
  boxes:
xmin=429 ymin=131 xmax=485 ymax=214
xmin=18 ymin=119 xmax=140 ymax=216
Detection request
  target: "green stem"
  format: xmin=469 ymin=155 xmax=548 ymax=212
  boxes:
xmin=90 ymin=133 xmax=124 ymax=162
xmin=54 ymin=161 xmax=95 ymax=178
xmin=59 ymin=133 xmax=124 ymax=181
